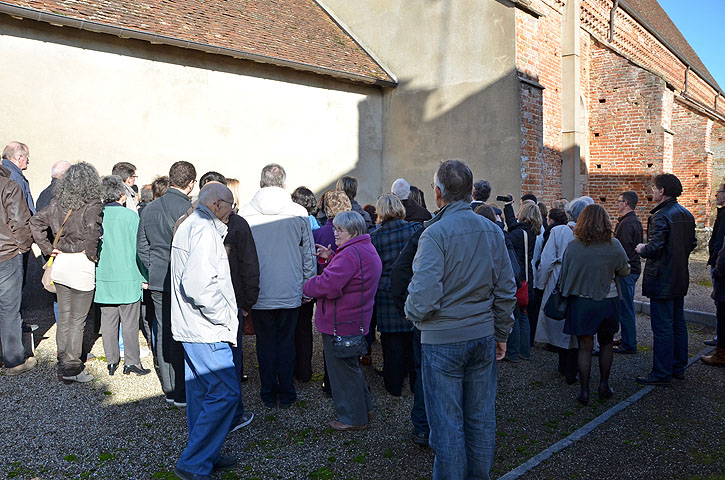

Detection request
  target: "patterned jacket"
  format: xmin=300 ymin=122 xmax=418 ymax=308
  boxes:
xmin=371 ymin=219 xmax=423 ymax=333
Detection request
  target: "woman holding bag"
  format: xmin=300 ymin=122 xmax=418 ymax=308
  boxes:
xmin=31 ymin=162 xmax=103 ymax=384
xmin=303 ymin=211 xmax=382 ymax=431
xmin=558 ymin=204 xmax=630 ymax=405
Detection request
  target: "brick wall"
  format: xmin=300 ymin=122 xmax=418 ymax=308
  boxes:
xmin=672 ymin=101 xmax=713 ymax=226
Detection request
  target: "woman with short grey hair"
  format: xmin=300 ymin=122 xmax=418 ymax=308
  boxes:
xmin=303 ymin=211 xmax=382 ymax=430
xmin=95 ymin=175 xmax=150 ymax=377
xmin=30 ymin=162 xmax=103 ymax=384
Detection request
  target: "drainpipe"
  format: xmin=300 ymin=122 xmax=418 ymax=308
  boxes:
xmin=608 ymin=0 xmax=619 ymax=43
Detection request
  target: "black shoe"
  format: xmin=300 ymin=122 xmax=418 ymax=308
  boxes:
xmin=280 ymin=401 xmax=295 ymax=410
xmin=672 ymin=372 xmax=685 ymax=381
xmin=212 ymin=455 xmax=237 ymax=472
xmin=577 ymin=389 xmax=590 ymax=406
xmin=108 ymin=363 xmax=119 ymax=375
xmin=173 ymin=467 xmax=212 ymax=480
xmin=565 ymin=374 xmax=578 ymax=385
xmin=613 ymin=347 xmax=637 ymax=354
xmin=411 ymin=430 xmax=429 ymax=447
xmin=704 ymin=339 xmax=717 ymax=346
xmin=123 ymin=364 xmax=151 ymax=376
xmin=635 ymin=375 xmax=671 ymax=386
xmin=592 ymin=349 xmax=600 ymax=357
xmin=598 ymin=385 xmax=614 ymax=399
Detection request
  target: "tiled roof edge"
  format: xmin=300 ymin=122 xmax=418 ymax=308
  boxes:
xmin=619 ymin=0 xmax=722 ymax=95
xmin=0 ymin=1 xmax=397 ymax=88
xmin=314 ymin=0 xmax=398 ymax=84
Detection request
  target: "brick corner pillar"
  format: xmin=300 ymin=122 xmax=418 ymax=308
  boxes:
xmin=561 ymin=0 xmax=583 ymax=200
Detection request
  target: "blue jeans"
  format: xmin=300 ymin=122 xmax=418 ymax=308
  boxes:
xmin=506 ymin=306 xmax=530 ymax=360
xmin=0 ymin=255 xmax=25 ymax=368
xmin=618 ymin=273 xmax=639 ymax=351
xmin=411 ymin=327 xmax=429 ymax=436
xmin=422 ymin=336 xmax=497 ymax=480
xmin=230 ymin=309 xmax=246 ymax=421
xmin=178 ymin=342 xmax=240 ymax=475
xmin=252 ymin=308 xmax=298 ymax=406
xmin=649 ymin=297 xmax=688 ymax=380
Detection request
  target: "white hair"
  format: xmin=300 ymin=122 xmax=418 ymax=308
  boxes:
xmin=391 ymin=178 xmax=411 ymax=199
xmin=51 ymin=161 xmax=71 ymax=179
xmin=198 ymin=183 xmax=233 ymax=208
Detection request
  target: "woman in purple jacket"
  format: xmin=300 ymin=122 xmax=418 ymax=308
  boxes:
xmin=304 ymin=211 xmax=382 ymax=431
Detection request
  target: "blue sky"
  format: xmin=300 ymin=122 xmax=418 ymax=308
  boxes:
xmin=658 ymin=0 xmax=725 ymax=92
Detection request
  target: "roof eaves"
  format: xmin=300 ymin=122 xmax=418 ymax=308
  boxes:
xmin=618 ymin=0 xmax=722 ymax=95
xmin=0 ymin=1 xmax=397 ymax=88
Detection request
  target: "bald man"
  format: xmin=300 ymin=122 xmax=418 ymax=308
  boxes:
xmin=170 ymin=183 xmax=246 ymax=480
xmin=1 ymin=142 xmax=34 ymax=214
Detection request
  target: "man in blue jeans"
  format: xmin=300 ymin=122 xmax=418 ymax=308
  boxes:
xmin=406 ymin=160 xmax=516 ymax=479
xmin=635 ymin=174 xmax=696 ymax=386
xmin=614 ymin=191 xmax=643 ymax=354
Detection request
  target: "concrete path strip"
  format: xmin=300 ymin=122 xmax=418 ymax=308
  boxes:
xmin=497 ymin=345 xmax=715 ymax=480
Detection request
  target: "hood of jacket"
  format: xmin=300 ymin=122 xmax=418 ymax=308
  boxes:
xmin=247 ymin=187 xmax=307 ymax=217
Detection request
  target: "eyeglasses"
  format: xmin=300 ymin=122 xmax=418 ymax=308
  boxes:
xmin=219 ymin=199 xmax=237 ymax=210
xmin=333 ymin=227 xmax=347 ymax=234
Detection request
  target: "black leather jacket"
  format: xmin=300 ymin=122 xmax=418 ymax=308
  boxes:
xmin=30 ymin=197 xmax=103 ymax=263
xmin=641 ymin=198 xmax=696 ymax=299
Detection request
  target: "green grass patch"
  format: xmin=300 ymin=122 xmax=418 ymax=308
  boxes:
xmin=64 ymin=454 xmax=78 ymax=461
xmin=98 ymin=452 xmax=114 ymax=461
xmin=309 ymin=467 xmax=334 ymax=479
xmin=352 ymin=454 xmax=366 ymax=464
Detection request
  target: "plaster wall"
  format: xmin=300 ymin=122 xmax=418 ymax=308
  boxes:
xmin=321 ymin=0 xmax=521 ymax=200
xmin=0 ymin=15 xmax=384 ymax=206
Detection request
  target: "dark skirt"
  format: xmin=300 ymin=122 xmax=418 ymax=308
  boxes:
xmin=563 ymin=296 xmax=620 ymax=337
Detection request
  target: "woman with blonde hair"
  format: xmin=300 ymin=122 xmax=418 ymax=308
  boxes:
xmin=370 ymin=193 xmax=423 ymax=396
xmin=504 ymin=201 xmax=542 ymax=361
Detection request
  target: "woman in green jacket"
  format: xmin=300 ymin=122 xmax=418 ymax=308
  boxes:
xmin=95 ymin=175 xmax=150 ymax=376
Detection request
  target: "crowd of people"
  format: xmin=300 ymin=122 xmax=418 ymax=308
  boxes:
xmin=1 ymin=139 xmax=723 ymax=480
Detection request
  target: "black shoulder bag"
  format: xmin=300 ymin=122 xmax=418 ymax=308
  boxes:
xmin=330 ymin=246 xmax=369 ymax=359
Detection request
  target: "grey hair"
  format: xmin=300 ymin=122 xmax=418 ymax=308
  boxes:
xmin=56 ymin=162 xmax=102 ymax=210
xmin=101 ymin=175 xmax=126 ymax=203
xmin=567 ymin=196 xmax=594 ymax=222
xmin=332 ymin=211 xmax=367 ymax=238
xmin=198 ymin=183 xmax=233 ymax=208
xmin=434 ymin=159 xmax=473 ymax=203
xmin=391 ymin=178 xmax=411 ymax=199
xmin=1 ymin=141 xmax=28 ymax=161
xmin=140 ymin=185 xmax=154 ymax=204
xmin=260 ymin=163 xmax=286 ymax=188
xmin=51 ymin=161 xmax=71 ymax=178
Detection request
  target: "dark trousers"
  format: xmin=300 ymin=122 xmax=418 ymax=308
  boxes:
xmin=140 ymin=289 xmax=154 ymax=348
xmin=0 ymin=255 xmax=25 ymax=368
xmin=56 ymin=284 xmax=94 ymax=376
xmin=411 ymin=327 xmax=429 ymax=435
xmin=649 ymin=297 xmax=687 ymax=380
xmin=717 ymin=301 xmax=725 ymax=349
xmin=100 ymin=301 xmax=141 ymax=366
xmin=381 ymin=331 xmax=415 ymax=397
xmin=252 ymin=308 xmax=298 ymax=406
xmin=151 ymin=290 xmax=186 ymax=402
xmin=229 ymin=309 xmax=247 ymax=420
xmin=529 ymin=288 xmax=542 ymax=346
xmin=294 ymin=301 xmax=314 ymax=382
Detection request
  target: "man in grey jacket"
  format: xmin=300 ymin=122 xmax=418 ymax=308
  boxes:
xmin=239 ymin=164 xmax=315 ymax=408
xmin=405 ymin=159 xmax=516 ymax=480
xmin=171 ymin=183 xmax=245 ymax=480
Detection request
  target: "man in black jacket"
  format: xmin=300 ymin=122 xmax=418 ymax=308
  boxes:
xmin=614 ymin=191 xmax=643 ymax=354
xmin=635 ymin=174 xmax=696 ymax=385
xmin=705 ymin=183 xmax=725 ymax=346
xmin=137 ymin=161 xmax=196 ymax=405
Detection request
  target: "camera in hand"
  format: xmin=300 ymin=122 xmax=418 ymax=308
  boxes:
xmin=496 ymin=195 xmax=513 ymax=202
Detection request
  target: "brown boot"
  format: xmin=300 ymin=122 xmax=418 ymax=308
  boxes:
xmin=701 ymin=348 xmax=725 ymax=367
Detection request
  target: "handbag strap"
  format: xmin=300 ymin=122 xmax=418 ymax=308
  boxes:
xmin=333 ymin=245 xmax=366 ymax=337
xmin=52 ymin=208 xmax=73 ymax=250
xmin=523 ymin=229 xmax=529 ymax=283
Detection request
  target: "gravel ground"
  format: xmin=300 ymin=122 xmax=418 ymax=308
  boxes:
xmin=0 ymin=256 xmax=719 ymax=480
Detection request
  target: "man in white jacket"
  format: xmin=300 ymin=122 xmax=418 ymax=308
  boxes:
xmin=171 ymin=183 xmax=248 ymax=480
xmin=239 ymin=164 xmax=316 ymax=408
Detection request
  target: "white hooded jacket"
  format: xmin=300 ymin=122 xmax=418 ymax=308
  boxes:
xmin=239 ymin=187 xmax=316 ymax=310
